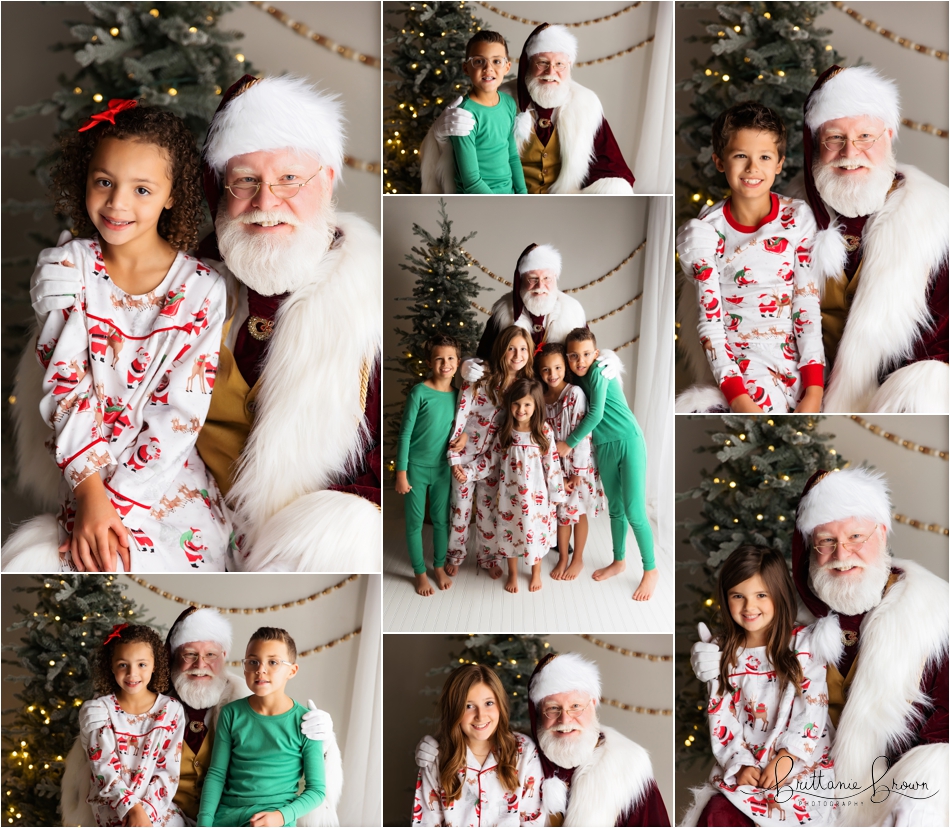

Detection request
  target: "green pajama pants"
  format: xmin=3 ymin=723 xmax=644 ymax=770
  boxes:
xmin=596 ymin=432 xmax=655 ymax=570
xmin=211 ymin=801 xmax=294 ymax=826
xmin=404 ymin=462 xmax=452 ymax=574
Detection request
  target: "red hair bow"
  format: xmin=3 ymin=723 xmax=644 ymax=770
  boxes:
xmin=78 ymin=99 xmax=138 ymax=133
xmin=102 ymin=623 xmax=129 ymax=646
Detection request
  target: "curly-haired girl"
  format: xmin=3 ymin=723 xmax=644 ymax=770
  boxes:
xmin=33 ymin=100 xmax=231 ymax=573
xmin=81 ymin=623 xmax=187 ymax=827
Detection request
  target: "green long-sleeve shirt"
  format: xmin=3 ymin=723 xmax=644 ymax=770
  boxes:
xmin=396 ymin=382 xmax=458 ymax=470
xmin=451 ymin=93 xmax=528 ymax=194
xmin=567 ymin=361 xmax=639 ymax=447
xmin=196 ymin=697 xmax=325 ymax=826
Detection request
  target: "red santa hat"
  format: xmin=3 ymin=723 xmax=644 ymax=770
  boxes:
xmin=795 ymin=466 xmax=893 ymax=539
xmin=512 ymin=242 xmax=561 ymax=322
xmin=166 ymin=606 xmax=233 ymax=655
xmin=528 ymin=651 xmax=601 ymax=705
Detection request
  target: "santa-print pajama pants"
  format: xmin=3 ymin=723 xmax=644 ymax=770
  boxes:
xmin=404 ymin=462 xmax=451 ymax=574
xmin=448 ymin=474 xmax=499 ymax=569
xmin=597 ymin=427 xmax=655 ymax=570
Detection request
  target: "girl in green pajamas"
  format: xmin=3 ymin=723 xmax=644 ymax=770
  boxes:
xmin=197 ymin=628 xmax=325 ymax=827
xmin=395 ymin=334 xmax=461 ymax=596
xmin=561 ymin=328 xmax=659 ymax=602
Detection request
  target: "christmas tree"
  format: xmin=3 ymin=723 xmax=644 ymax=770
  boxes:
xmin=676 ymin=2 xmax=844 ymax=221
xmin=385 ymin=199 xmax=486 ymax=467
xmin=1 ymin=575 xmax=155 ymax=827
xmin=383 ymin=1 xmax=489 ymax=194
xmin=425 ymin=635 xmax=555 ymax=732
xmin=674 ymin=415 xmax=846 ymax=766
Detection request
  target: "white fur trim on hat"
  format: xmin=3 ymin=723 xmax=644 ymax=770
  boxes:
xmin=525 ymin=25 xmax=578 ymax=64
xmin=796 ymin=467 xmax=893 ymax=538
xmin=805 ymin=65 xmax=900 ymax=136
xmin=529 ymin=652 xmax=601 ymax=704
xmin=518 ymin=244 xmax=562 ymax=279
xmin=204 ymin=75 xmax=345 ymax=187
xmin=169 ymin=608 xmax=233 ymax=655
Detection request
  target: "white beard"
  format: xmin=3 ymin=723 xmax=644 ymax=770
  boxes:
xmin=172 ymin=666 xmax=230 ymax=710
xmin=808 ymin=549 xmax=893 ymax=616
xmin=527 ymin=76 xmax=571 ymax=110
xmin=521 ymin=289 xmax=558 ymax=317
xmin=537 ymin=715 xmax=601 ymax=769
xmin=215 ymin=202 xmax=336 ymax=296
xmin=812 ymin=149 xmax=897 ymax=218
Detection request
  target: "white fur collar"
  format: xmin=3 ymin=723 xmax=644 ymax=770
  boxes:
xmin=225 ymin=212 xmax=381 ymax=550
xmin=822 ymin=164 xmax=949 ymax=411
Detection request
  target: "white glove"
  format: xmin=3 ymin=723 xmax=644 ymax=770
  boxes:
xmin=675 ymin=217 xmax=721 ymax=262
xmin=690 ymin=622 xmax=720 ymax=683
xmin=596 ymin=349 xmax=624 ymax=381
xmin=301 ymin=700 xmax=333 ymax=741
xmin=883 ymin=796 xmax=944 ymax=827
xmin=432 ymin=97 xmax=476 ymax=144
xmin=78 ymin=701 xmax=110 ymax=734
xmin=415 ymin=734 xmax=439 ymax=769
xmin=461 ymin=358 xmax=485 ymax=383
xmin=30 ymin=237 xmax=82 ymax=323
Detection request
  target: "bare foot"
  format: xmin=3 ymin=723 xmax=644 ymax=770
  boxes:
xmin=632 ymin=568 xmax=659 ymax=601
xmin=529 ymin=567 xmax=542 ymax=592
xmin=486 ymin=564 xmax=503 ymax=580
xmin=550 ymin=553 xmax=569 ymax=580
xmin=433 ymin=567 xmax=453 ymax=591
xmin=563 ymin=556 xmax=584 ymax=581
xmin=445 ymin=563 xmax=459 ymax=577
xmin=592 ymin=559 xmax=626 ymax=581
xmin=414 ymin=572 xmax=434 ymax=597
xmin=505 ymin=569 xmax=519 ymax=593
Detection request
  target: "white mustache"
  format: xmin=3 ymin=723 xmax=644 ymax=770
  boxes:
xmin=183 ymin=668 xmax=214 ymax=678
xmin=536 ymin=75 xmax=559 ymax=83
xmin=236 ymin=209 xmax=300 ymax=227
xmin=547 ymin=723 xmax=583 ymax=733
xmin=820 ymin=559 xmax=867 ymax=572
xmin=825 ymin=158 xmax=872 ymax=170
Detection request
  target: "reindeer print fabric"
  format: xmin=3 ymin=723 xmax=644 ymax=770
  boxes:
xmin=705 ymin=625 xmax=836 ymax=826
xmin=677 ymin=195 xmax=825 ymax=412
xmin=79 ymin=693 xmax=186 ymax=827
xmin=36 ymin=238 xmax=232 ymax=570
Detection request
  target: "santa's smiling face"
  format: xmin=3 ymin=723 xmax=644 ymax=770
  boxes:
xmin=526 ymin=52 xmax=572 ymax=109
xmin=172 ymin=639 xmax=229 ymax=710
xmin=808 ymin=517 xmax=891 ymax=615
xmin=521 ymin=269 xmax=558 ymax=316
xmin=536 ymin=690 xmax=600 ymax=769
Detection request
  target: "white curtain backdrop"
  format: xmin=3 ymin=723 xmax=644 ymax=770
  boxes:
xmin=633 ymin=197 xmax=674 ymax=554
xmin=339 ymin=574 xmax=381 ymax=826
xmin=634 ymin=2 xmax=675 ymax=194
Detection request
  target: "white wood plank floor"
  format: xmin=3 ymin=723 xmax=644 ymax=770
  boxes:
xmin=383 ymin=507 xmax=673 ymax=632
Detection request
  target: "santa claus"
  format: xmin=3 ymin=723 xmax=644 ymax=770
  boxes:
xmin=12 ymin=75 xmax=381 ymax=570
xmin=60 ymin=607 xmax=342 ymax=826
xmin=687 ymin=468 xmax=948 ymax=827
xmin=420 ymin=23 xmax=635 ymax=195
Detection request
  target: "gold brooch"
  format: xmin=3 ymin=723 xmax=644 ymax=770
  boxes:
xmin=247 ymin=316 xmax=274 ymax=341
xmin=538 ymin=118 xmax=552 ymax=128
xmin=842 ymin=234 xmax=860 ymax=253
xmin=841 ymin=630 xmax=858 ymax=647
xmin=189 ymin=720 xmax=205 ymax=733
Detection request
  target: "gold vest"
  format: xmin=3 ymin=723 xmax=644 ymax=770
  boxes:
xmin=521 ymin=129 xmax=562 ymax=194
xmin=174 ymin=723 xmax=216 ymax=820
xmin=820 ymin=262 xmax=863 ymax=368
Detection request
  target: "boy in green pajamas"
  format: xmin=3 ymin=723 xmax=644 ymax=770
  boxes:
xmin=451 ymin=31 xmax=528 ymax=194
xmin=395 ymin=334 xmax=461 ymax=596
xmin=558 ymin=328 xmax=660 ymax=602
xmin=197 ymin=628 xmax=325 ymax=827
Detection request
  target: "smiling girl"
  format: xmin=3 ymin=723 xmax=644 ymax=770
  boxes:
xmin=34 ymin=101 xmax=231 ymax=572
xmin=81 ymin=624 xmax=186 ymax=827
xmin=413 ymin=665 xmax=543 ymax=827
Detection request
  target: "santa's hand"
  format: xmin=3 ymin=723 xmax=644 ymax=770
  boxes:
xmin=690 ymin=622 xmax=720 ymax=683
xmin=596 ymin=349 xmax=624 ymax=381
xmin=675 ymin=217 xmax=722 ymax=261
xmin=884 ymin=798 xmax=944 ymax=827
xmin=301 ymin=700 xmax=333 ymax=741
xmin=415 ymin=734 xmax=439 ymax=769
xmin=432 ymin=97 xmax=476 ymax=143
xmin=30 ymin=240 xmax=82 ymax=322
xmin=79 ymin=701 xmax=110 ymax=734
xmin=461 ymin=358 xmax=485 ymax=383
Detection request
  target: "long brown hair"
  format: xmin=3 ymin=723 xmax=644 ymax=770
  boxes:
xmin=482 ymin=326 xmax=534 ymax=405
xmin=497 ymin=378 xmax=549 ymax=455
xmin=715 ymin=545 xmax=803 ymax=697
xmin=437 ymin=665 xmax=520 ymax=801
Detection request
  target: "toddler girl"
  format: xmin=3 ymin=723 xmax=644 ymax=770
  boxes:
xmin=537 ymin=343 xmax=605 ymax=581
xmin=697 ymin=545 xmax=837 ymax=826
xmin=447 ymin=326 xmax=534 ymax=577
xmin=37 ymin=100 xmax=231 ymax=572
xmin=81 ymin=624 xmax=186 ymax=827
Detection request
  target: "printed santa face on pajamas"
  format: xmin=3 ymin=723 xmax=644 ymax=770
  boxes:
xmin=565 ymin=340 xmax=599 ymax=378
xmin=521 ymin=269 xmax=558 ymax=317
xmin=537 ymin=352 xmax=566 ymax=390
xmin=726 ymin=573 xmax=775 ymax=648
xmin=808 ymin=518 xmax=891 ymax=616
xmin=242 ymin=639 xmax=298 ymax=699
xmin=504 ymin=336 xmax=531 ymax=375
xmin=428 ymin=345 xmax=459 ymax=382
xmin=536 ymin=690 xmax=600 ymax=769
xmin=713 ymin=128 xmax=784 ymax=213
xmin=459 ymin=682 xmax=500 ymax=746
xmin=85 ymin=137 xmax=175 ymax=250
xmin=112 ymin=641 xmax=155 ymax=698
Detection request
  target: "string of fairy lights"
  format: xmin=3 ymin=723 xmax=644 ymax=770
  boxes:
xmin=848 ymin=416 xmax=950 ymax=459
xmin=831 ymin=1 xmax=948 ymax=61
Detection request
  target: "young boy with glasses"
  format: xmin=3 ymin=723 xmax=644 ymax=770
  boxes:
xmin=197 ymin=627 xmax=325 ymax=827
xmin=450 ymin=31 xmax=528 ymax=194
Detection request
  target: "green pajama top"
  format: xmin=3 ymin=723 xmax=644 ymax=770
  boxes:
xmin=396 ymin=382 xmax=459 ymax=470
xmin=451 ymin=93 xmax=528 ymax=194
xmin=566 ymin=361 xmax=638 ymax=448
xmin=196 ymin=697 xmax=325 ymax=826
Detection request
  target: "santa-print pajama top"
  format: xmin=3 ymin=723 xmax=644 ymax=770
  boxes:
xmin=80 ymin=693 xmax=186 ymax=827
xmin=36 ymin=238 xmax=232 ymax=570
xmin=677 ymin=194 xmax=825 ymax=413
xmin=412 ymin=732 xmax=544 ymax=827
xmin=544 ymin=384 xmax=605 ymax=525
xmin=705 ymin=624 xmax=837 ymax=827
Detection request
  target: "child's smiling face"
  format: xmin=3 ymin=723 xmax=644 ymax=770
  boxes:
xmin=459 ymin=681 xmax=500 ymax=747
xmin=428 ymin=345 xmax=459 ymax=381
xmin=112 ymin=641 xmax=155 ymax=697
xmin=713 ymin=128 xmax=785 ymax=206
xmin=566 ymin=339 xmax=599 ymax=377
xmin=726 ymin=573 xmax=775 ymax=645
xmin=243 ymin=640 xmax=298 ymax=698
xmin=537 ymin=352 xmax=566 ymax=390
xmin=504 ymin=336 xmax=530 ymax=375
xmin=463 ymin=41 xmax=510 ymax=96
xmin=510 ymin=394 xmax=535 ymax=427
